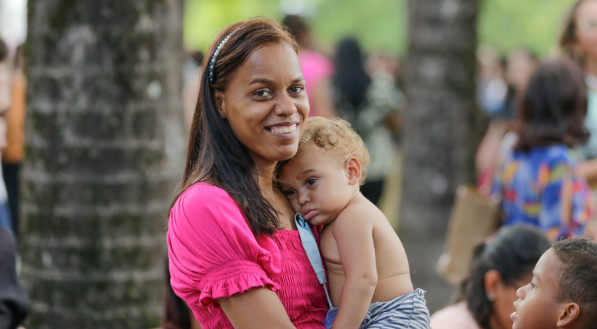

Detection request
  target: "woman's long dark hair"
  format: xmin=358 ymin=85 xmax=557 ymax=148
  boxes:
xmin=515 ymin=58 xmax=589 ymax=151
xmin=559 ymin=0 xmax=587 ymax=67
xmin=463 ymin=225 xmax=551 ymax=329
xmin=332 ymin=37 xmax=371 ymax=113
xmin=173 ymin=18 xmax=298 ymax=236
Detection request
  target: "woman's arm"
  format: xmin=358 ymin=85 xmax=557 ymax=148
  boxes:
xmin=329 ymin=210 xmax=377 ymax=329
xmin=219 ymin=287 xmax=296 ymax=329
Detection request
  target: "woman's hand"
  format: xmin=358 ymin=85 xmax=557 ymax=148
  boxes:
xmin=219 ymin=287 xmax=297 ymax=329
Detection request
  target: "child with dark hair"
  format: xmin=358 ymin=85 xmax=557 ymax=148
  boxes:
xmin=512 ymin=238 xmax=597 ymax=329
xmin=491 ymin=58 xmax=597 ymax=241
xmin=431 ymin=225 xmax=551 ymax=329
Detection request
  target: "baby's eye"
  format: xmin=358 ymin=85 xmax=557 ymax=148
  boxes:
xmin=530 ymin=281 xmax=536 ymax=289
xmin=282 ymin=189 xmax=296 ymax=198
xmin=306 ymin=178 xmax=317 ymax=186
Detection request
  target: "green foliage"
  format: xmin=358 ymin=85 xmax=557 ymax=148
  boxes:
xmin=184 ymin=0 xmax=280 ymax=52
xmin=184 ymin=0 xmax=580 ymax=58
xmin=479 ymin=0 xmax=578 ymax=57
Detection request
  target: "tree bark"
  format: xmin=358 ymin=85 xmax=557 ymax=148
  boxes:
xmin=20 ymin=1 xmax=185 ymax=327
xmin=401 ymin=0 xmax=479 ymax=312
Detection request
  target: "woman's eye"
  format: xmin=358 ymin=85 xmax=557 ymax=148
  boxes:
xmin=254 ymin=89 xmax=272 ymax=98
xmin=306 ymin=178 xmax=317 ymax=186
xmin=289 ymin=85 xmax=304 ymax=94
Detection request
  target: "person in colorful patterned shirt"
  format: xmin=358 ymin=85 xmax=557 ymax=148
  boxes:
xmin=491 ymin=58 xmax=597 ymax=241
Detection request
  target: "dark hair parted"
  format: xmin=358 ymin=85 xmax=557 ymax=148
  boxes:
xmin=332 ymin=37 xmax=371 ymax=112
xmin=552 ymin=238 xmax=597 ymax=327
xmin=463 ymin=225 xmax=551 ymax=329
xmin=515 ymin=58 xmax=589 ymax=151
xmin=178 ymin=17 xmax=298 ymax=236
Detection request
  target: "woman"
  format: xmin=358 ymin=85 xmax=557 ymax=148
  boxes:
xmin=431 ymin=225 xmax=551 ymax=329
xmin=330 ymin=37 xmax=403 ymax=205
xmin=167 ymin=18 xmax=328 ymax=328
xmin=490 ymin=58 xmax=595 ymax=241
xmin=560 ymin=0 xmax=597 ymax=183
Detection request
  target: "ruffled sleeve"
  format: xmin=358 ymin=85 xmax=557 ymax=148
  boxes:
xmin=167 ymin=183 xmax=281 ymax=309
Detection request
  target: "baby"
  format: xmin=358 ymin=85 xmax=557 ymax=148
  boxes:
xmin=276 ymin=117 xmax=430 ymax=329
xmin=511 ymin=238 xmax=597 ymax=329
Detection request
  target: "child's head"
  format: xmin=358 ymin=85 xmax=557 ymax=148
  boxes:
xmin=515 ymin=58 xmax=589 ymax=151
xmin=464 ymin=225 xmax=551 ymax=329
xmin=512 ymin=238 xmax=597 ymax=329
xmin=276 ymin=117 xmax=370 ymax=225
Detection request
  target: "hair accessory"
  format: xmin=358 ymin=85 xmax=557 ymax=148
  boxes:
xmin=208 ymin=28 xmax=243 ymax=83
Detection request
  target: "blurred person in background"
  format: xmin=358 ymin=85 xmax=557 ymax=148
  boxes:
xmin=477 ymin=46 xmax=507 ymax=119
xmin=328 ymin=37 xmax=404 ymax=206
xmin=2 ymin=44 xmax=25 ymax=238
xmin=560 ymin=0 xmax=597 ymax=187
xmin=0 ymin=225 xmax=28 ymax=329
xmin=430 ymin=225 xmax=551 ymax=329
xmin=476 ymin=47 xmax=538 ymax=195
xmin=282 ymin=14 xmax=335 ymax=119
xmin=490 ymin=58 xmax=596 ymax=241
xmin=0 ymin=36 xmax=12 ymax=234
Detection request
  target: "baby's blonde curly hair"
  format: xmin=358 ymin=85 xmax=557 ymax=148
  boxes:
xmin=291 ymin=116 xmax=370 ymax=185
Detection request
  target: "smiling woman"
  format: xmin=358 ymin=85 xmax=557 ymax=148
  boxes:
xmin=167 ymin=18 xmax=328 ymax=329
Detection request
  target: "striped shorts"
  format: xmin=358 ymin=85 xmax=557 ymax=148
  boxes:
xmin=323 ymin=288 xmax=430 ymax=329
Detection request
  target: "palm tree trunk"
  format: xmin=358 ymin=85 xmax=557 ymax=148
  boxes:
xmin=20 ymin=1 xmax=185 ymax=327
xmin=401 ymin=0 xmax=480 ymax=312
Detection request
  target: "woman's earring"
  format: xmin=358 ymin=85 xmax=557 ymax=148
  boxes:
xmin=487 ymin=292 xmax=495 ymax=302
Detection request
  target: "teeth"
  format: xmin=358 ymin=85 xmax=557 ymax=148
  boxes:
xmin=270 ymin=124 xmax=296 ymax=134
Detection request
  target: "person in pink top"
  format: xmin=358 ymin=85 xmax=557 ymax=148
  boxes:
xmin=282 ymin=15 xmax=335 ymax=118
xmin=167 ymin=18 xmax=328 ymax=329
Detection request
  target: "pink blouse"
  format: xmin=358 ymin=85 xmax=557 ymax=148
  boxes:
xmin=168 ymin=182 xmax=328 ymax=329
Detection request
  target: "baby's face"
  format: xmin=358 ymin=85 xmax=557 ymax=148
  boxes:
xmin=511 ymin=248 xmax=562 ymax=329
xmin=277 ymin=147 xmax=354 ymax=226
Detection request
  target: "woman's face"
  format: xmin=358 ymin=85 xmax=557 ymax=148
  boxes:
xmin=575 ymin=0 xmax=597 ymax=63
xmin=491 ymin=273 xmax=531 ymax=329
xmin=216 ymin=42 xmax=309 ymax=167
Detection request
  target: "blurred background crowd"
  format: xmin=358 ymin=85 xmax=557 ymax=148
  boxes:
xmin=1 ymin=0 xmax=596 ymax=328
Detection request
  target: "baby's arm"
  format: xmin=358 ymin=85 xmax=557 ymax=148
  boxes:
xmin=330 ymin=208 xmax=377 ymax=329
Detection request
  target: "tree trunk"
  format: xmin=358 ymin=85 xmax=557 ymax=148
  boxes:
xmin=400 ymin=0 xmax=479 ymax=312
xmin=20 ymin=1 xmax=185 ymax=328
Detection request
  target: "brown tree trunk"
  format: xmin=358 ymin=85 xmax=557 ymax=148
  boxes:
xmin=400 ymin=0 xmax=479 ymax=312
xmin=20 ymin=1 xmax=185 ymax=327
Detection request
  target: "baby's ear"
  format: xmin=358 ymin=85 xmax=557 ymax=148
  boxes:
xmin=556 ymin=302 xmax=580 ymax=328
xmin=344 ymin=157 xmax=361 ymax=185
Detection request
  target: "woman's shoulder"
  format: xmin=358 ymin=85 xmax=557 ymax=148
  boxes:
xmin=170 ymin=182 xmax=248 ymax=232
xmin=176 ymin=182 xmax=235 ymax=206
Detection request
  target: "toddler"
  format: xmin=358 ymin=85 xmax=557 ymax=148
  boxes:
xmin=512 ymin=238 xmax=597 ymax=329
xmin=276 ymin=117 xmax=430 ymax=329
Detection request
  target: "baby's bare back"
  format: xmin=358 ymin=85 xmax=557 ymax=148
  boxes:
xmin=320 ymin=195 xmax=413 ymax=306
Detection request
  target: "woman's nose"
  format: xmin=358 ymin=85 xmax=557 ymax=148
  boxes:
xmin=274 ymin=93 xmax=297 ymax=116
